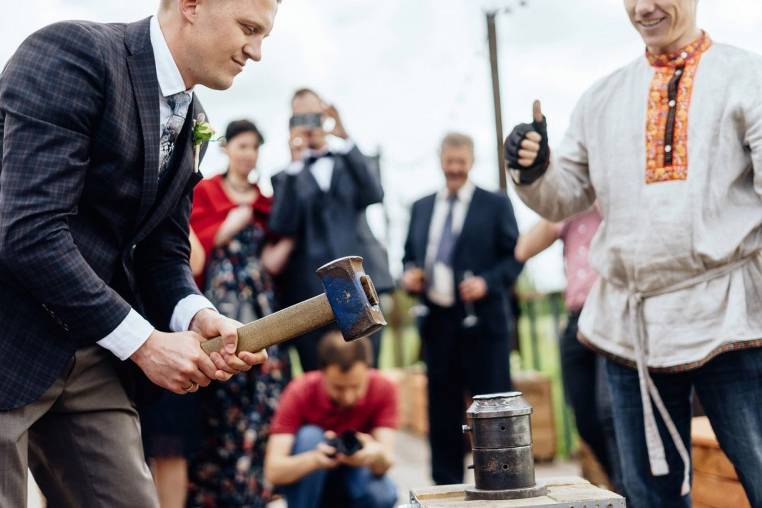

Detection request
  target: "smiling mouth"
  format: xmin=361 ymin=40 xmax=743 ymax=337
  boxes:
xmin=638 ymin=17 xmax=666 ymax=29
xmin=231 ymin=58 xmax=245 ymax=70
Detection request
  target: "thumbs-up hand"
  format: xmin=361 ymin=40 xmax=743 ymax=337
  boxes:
xmin=504 ymin=100 xmax=550 ymax=184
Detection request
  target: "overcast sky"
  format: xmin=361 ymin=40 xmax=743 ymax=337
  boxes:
xmin=3 ymin=0 xmax=761 ymax=289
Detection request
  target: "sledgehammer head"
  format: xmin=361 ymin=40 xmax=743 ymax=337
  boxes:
xmin=316 ymin=256 xmax=387 ymax=341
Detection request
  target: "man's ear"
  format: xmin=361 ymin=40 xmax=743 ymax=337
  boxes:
xmin=178 ymin=0 xmax=201 ymax=24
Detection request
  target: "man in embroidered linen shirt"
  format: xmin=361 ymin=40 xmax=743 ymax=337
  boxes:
xmin=0 ymin=0 xmax=279 ymax=506
xmin=505 ymin=1 xmax=762 ymax=506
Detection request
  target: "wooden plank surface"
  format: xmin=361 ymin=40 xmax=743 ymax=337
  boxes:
xmin=692 ymin=471 xmax=751 ymax=508
xmin=692 ymin=444 xmax=738 ymax=481
xmin=691 ymin=417 xmax=720 ymax=449
xmin=410 ymin=477 xmax=625 ymax=507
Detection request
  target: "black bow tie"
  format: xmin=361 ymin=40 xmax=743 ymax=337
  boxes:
xmin=305 ymin=151 xmax=333 ymax=165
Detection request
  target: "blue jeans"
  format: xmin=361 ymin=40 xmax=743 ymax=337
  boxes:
xmin=560 ymin=312 xmax=623 ymax=493
xmin=606 ymin=348 xmax=762 ymax=508
xmin=283 ymin=425 xmax=397 ymax=508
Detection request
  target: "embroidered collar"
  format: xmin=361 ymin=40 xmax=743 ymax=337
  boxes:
xmin=646 ymin=32 xmax=712 ymax=68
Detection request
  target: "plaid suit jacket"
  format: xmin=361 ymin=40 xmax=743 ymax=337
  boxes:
xmin=0 ymin=17 xmax=206 ymax=410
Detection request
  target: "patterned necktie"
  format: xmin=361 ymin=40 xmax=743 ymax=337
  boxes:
xmin=434 ymin=194 xmax=458 ymax=266
xmin=159 ymin=92 xmax=191 ymax=174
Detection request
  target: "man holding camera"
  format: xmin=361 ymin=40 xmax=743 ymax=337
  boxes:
xmin=264 ymin=333 xmax=398 ymax=508
xmin=269 ymin=88 xmax=392 ymax=371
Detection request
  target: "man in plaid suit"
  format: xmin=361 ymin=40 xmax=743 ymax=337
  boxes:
xmin=0 ymin=0 xmax=279 ymax=505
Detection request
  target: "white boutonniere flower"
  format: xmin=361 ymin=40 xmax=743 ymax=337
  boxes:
xmin=192 ymin=114 xmax=221 ymax=173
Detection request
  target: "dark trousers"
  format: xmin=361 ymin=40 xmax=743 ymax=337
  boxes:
xmin=420 ymin=303 xmax=511 ymax=485
xmin=606 ymin=347 xmax=762 ymax=508
xmin=560 ymin=312 xmax=623 ymax=492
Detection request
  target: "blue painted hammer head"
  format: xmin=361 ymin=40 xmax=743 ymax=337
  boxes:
xmin=316 ymin=256 xmax=387 ymax=341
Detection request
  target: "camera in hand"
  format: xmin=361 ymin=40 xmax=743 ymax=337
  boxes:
xmin=289 ymin=112 xmax=323 ymax=130
xmin=325 ymin=430 xmax=363 ymax=457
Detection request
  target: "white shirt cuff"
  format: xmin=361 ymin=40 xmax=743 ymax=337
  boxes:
xmin=334 ymin=138 xmax=355 ymax=154
xmin=285 ymin=160 xmax=304 ymax=175
xmin=97 ymin=309 xmax=154 ymax=361
xmin=170 ymin=294 xmax=217 ymax=332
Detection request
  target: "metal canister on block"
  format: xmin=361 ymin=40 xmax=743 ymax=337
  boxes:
xmin=462 ymin=392 xmax=547 ymax=501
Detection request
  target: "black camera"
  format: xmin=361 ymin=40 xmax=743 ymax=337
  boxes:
xmin=289 ymin=112 xmax=323 ymax=130
xmin=325 ymin=430 xmax=363 ymax=457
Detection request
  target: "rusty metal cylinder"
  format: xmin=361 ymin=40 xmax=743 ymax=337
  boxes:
xmin=471 ymin=446 xmax=535 ymax=490
xmin=462 ymin=392 xmax=546 ymax=500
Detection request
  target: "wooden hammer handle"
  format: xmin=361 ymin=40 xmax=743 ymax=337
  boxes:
xmin=201 ymin=294 xmax=334 ymax=355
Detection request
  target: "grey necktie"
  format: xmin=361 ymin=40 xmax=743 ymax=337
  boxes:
xmin=434 ymin=194 xmax=458 ymax=266
xmin=159 ymin=92 xmax=191 ymax=174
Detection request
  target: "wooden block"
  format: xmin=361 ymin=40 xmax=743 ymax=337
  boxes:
xmin=693 ymin=471 xmax=751 ymax=508
xmin=577 ymin=439 xmax=613 ymax=490
xmin=692 ymin=444 xmax=739 ymax=481
xmin=514 ymin=371 xmax=556 ymax=461
xmin=380 ymin=368 xmax=407 ymax=429
xmin=691 ymin=416 xmax=740 ymax=482
xmin=409 ymin=476 xmax=626 ymax=507
xmin=692 ymin=417 xmax=720 ymax=449
xmin=406 ymin=371 xmax=429 ymax=435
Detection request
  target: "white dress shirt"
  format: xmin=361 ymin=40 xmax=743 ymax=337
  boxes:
xmin=97 ymin=16 xmax=215 ymax=360
xmin=424 ymin=180 xmax=475 ymax=307
xmin=284 ymin=138 xmax=356 ymax=191
xmin=150 ymin=15 xmax=193 ymax=129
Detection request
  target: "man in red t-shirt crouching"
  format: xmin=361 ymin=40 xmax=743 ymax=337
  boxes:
xmin=265 ymin=332 xmax=398 ymax=508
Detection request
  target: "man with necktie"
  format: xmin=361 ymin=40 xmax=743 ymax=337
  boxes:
xmin=402 ymin=132 xmax=523 ymax=485
xmin=0 ymin=0 xmax=279 ymax=506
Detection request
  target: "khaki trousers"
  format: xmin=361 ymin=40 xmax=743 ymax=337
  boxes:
xmin=0 ymin=346 xmax=159 ymax=508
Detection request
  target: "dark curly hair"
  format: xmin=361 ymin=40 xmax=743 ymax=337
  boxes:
xmin=224 ymin=119 xmax=265 ymax=147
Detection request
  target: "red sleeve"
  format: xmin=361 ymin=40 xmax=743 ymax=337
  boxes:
xmin=270 ymin=377 xmax=306 ymax=435
xmin=190 ymin=179 xmax=224 ymax=258
xmin=370 ymin=374 xmax=399 ymax=430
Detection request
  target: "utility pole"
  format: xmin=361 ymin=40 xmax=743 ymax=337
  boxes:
xmin=485 ymin=1 xmax=530 ymax=192
xmin=486 ymin=10 xmax=506 ymax=191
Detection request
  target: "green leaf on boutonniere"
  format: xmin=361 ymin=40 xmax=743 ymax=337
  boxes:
xmin=192 ymin=114 xmax=217 ymax=147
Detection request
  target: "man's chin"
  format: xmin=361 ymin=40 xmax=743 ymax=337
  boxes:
xmin=446 ymin=177 xmax=466 ymax=189
xmin=201 ymin=75 xmax=236 ymax=91
xmin=639 ymin=33 xmax=673 ymax=53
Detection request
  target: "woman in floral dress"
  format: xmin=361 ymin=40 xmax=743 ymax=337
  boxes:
xmin=187 ymin=119 xmax=293 ymax=507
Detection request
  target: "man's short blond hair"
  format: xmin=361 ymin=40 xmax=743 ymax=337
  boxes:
xmin=160 ymin=0 xmax=281 ymax=12
xmin=440 ymin=132 xmax=474 ymax=157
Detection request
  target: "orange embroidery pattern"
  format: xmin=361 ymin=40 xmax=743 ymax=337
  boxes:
xmin=644 ymin=33 xmax=712 ymax=184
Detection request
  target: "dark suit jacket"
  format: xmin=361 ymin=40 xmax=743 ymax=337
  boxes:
xmin=0 ymin=18 xmax=205 ymax=410
xmin=269 ymin=147 xmax=393 ymax=306
xmin=402 ymin=186 xmax=523 ymax=336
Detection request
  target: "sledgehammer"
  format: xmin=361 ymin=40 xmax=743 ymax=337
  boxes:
xmin=201 ymin=256 xmax=386 ymax=354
